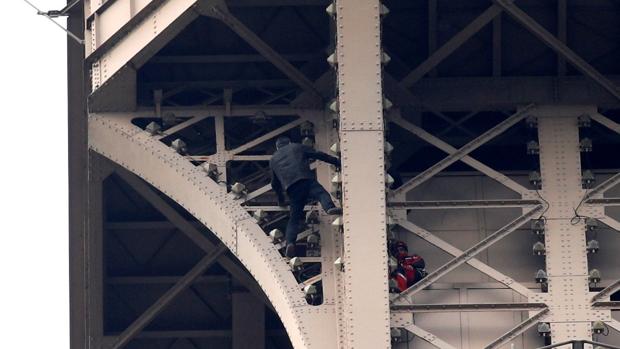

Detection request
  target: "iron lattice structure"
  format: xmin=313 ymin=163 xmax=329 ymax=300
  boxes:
xmin=67 ymin=0 xmax=620 ymax=348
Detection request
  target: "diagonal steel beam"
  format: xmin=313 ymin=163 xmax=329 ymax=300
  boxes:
xmin=424 ymin=105 xmax=476 ymax=137
xmin=114 ymin=166 xmax=274 ymax=311
xmin=494 ymin=0 xmax=620 ymax=101
xmin=605 ymin=319 xmax=620 ymax=334
xmin=600 ymin=216 xmax=620 ymax=233
xmin=391 ymin=105 xmax=535 ymax=197
xmin=593 ymin=279 xmax=620 ymax=302
xmin=400 ymin=4 xmax=503 ymax=87
xmin=438 ymin=110 xmax=479 ymax=137
xmin=155 ymin=116 xmax=209 ymax=140
xmin=484 ymin=308 xmax=549 ymax=349
xmin=592 ymin=112 xmax=620 ymax=135
xmin=391 ymin=205 xmax=542 ymax=303
xmin=389 ymin=112 xmax=531 ymax=196
xmin=403 ymin=324 xmax=457 ymax=349
xmin=229 ymin=117 xmax=309 ymax=155
xmin=109 ymin=244 xmax=228 ymax=349
xmin=398 ymin=220 xmax=533 ymax=297
xmin=202 ymin=3 xmax=322 ymax=102
xmin=585 ymin=173 xmax=620 ymax=201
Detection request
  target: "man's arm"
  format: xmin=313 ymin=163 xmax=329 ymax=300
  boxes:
xmin=270 ymin=170 xmax=286 ymax=205
xmin=303 ymin=146 xmax=341 ymax=167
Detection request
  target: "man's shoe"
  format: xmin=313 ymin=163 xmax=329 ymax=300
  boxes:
xmin=285 ymin=243 xmax=297 ymax=258
xmin=327 ymin=207 xmax=343 ymax=215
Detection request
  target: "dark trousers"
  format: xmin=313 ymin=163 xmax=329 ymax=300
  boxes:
xmin=285 ymin=179 xmax=336 ymax=244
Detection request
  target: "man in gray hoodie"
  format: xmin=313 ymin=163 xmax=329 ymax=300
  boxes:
xmin=270 ymin=136 xmax=342 ymax=257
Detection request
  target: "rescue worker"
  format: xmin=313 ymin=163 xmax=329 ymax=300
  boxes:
xmin=389 ymin=240 xmax=426 ymax=292
xmin=270 ymin=136 xmax=342 ymax=257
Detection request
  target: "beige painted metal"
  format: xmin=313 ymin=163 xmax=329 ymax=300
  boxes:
xmin=85 ymin=0 xmax=153 ymax=56
xmin=88 ymin=113 xmax=338 ymax=349
xmin=87 ymin=0 xmax=200 ymax=90
xmin=335 ymin=0 xmax=391 ymax=348
xmin=535 ymin=107 xmax=610 ymax=346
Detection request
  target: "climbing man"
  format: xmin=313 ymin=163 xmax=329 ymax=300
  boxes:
xmin=389 ymin=240 xmax=427 ymax=292
xmin=270 ymin=136 xmax=342 ymax=257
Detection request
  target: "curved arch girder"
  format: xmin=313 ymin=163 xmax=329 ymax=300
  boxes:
xmin=88 ymin=113 xmax=336 ymax=349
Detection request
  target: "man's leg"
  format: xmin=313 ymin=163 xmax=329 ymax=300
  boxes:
xmin=286 ymin=198 xmax=306 ymax=245
xmin=308 ymin=179 xmax=339 ymax=213
xmin=284 ymin=182 xmax=309 ymax=257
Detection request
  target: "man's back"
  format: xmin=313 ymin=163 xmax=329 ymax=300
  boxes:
xmin=270 ymin=143 xmax=315 ymax=190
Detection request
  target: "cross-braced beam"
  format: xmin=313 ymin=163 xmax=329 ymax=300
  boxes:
xmin=400 ymin=4 xmax=503 ymax=87
xmin=388 ymin=111 xmax=532 ymax=197
xmin=392 ymin=205 xmax=542 ymax=303
xmin=494 ymin=0 xmax=620 ymax=101
xmin=397 ymin=220 xmax=533 ymax=297
xmin=114 ymin=166 xmax=274 ymax=311
xmin=108 ymin=244 xmax=228 ymax=349
xmin=391 ymin=106 xmax=535 ymax=197
xmin=202 ymin=3 xmax=322 ymax=102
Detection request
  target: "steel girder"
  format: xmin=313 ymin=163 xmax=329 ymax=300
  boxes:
xmin=88 ymin=113 xmax=337 ymax=349
xmin=334 ymin=0 xmax=391 ymax=347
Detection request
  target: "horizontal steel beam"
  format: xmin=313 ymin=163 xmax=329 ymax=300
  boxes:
xmin=391 ymin=303 xmax=546 ymax=313
xmin=388 ymin=199 xmax=540 ymax=210
xmin=537 ymin=340 xmax=620 ymax=349
xmin=106 ymin=275 xmax=230 ymax=285
xmin=105 ymin=220 xmax=201 ymax=230
xmin=227 ymin=0 xmax=329 ymax=6
xmin=142 ymin=79 xmax=298 ymax=90
xmin=149 ymin=53 xmax=319 ymax=64
xmin=592 ymin=301 xmax=620 ymax=309
xmin=103 ymin=329 xmax=287 ymax=339
xmin=586 ymin=198 xmax=620 ymax=206
xmin=409 ymin=76 xmax=620 ymax=111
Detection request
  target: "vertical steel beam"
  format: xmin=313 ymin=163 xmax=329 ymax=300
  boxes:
xmin=336 ymin=1 xmax=390 ymax=347
xmin=232 ymin=291 xmax=266 ymax=349
xmin=68 ymin=1 xmax=87 ymax=348
xmin=109 ymin=244 xmax=228 ymax=349
xmin=537 ymin=112 xmax=591 ymax=343
xmin=87 ymin=155 xmax=110 ymax=349
xmin=214 ymin=115 xmax=228 ymax=180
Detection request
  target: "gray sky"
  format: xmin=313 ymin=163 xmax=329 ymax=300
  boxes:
xmin=0 ymin=1 xmax=69 ymax=347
